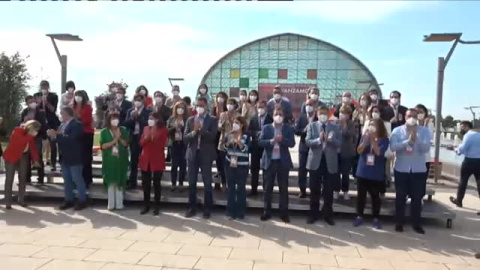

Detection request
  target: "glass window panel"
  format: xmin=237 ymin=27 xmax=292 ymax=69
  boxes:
xmin=318 ymin=59 xmax=337 ymax=69
xmin=269 ymin=38 xmax=279 ymax=50
xmin=279 ymin=50 xmax=288 ymax=60
xmin=337 ymin=59 xmax=354 ymax=69
xmin=278 ymin=79 xmax=289 ymax=84
xmin=258 ymin=68 xmax=269 ymax=79
xmin=260 ymin=50 xmax=269 ymax=59
xmin=298 ymin=60 xmax=308 ymax=70
xmin=298 ymin=50 xmax=309 ymax=60
xmin=288 ymin=59 xmax=298 ymax=69
xmin=230 ymin=87 xmax=240 ymax=97
xmin=240 ymin=68 xmax=249 ymax=78
xmin=260 ymin=40 xmax=269 ymax=50
xmin=221 ymin=59 xmax=230 ymax=69
xmin=249 ymin=50 xmax=259 ymax=60
xmin=299 ymin=69 xmax=308 ymax=80
xmin=231 ymin=52 xmax=240 ymax=60
xmin=230 ymin=58 xmax=240 ymax=68
xmin=239 ymin=78 xmax=249 ymax=88
xmin=278 ymin=69 xmax=288 ymax=79
xmin=307 ymin=40 xmax=318 ymax=50
xmin=279 ymin=38 xmax=288 ymax=50
xmin=307 ymin=69 xmax=317 ymax=79
xmin=249 ymin=79 xmax=258 ymax=90
xmin=249 ymin=42 xmax=259 ymax=50
xmin=317 ymin=42 xmax=333 ymax=50
xmin=306 ymin=59 xmax=317 ymax=68
xmin=212 ymin=78 xmax=221 ymax=87
xmin=241 ymin=50 xmax=250 ymax=60
xmin=269 ymin=50 xmax=279 ymax=60
xmin=212 ymin=67 xmax=221 ymax=78
xmin=307 ymin=50 xmax=317 ymax=60
xmin=298 ymin=38 xmax=308 ymax=50
xmin=289 ymin=69 xmax=297 ymax=79
xmin=230 ymin=68 xmax=240 ymax=78
xmin=279 ymin=59 xmax=289 ymax=69
xmin=288 ymin=39 xmax=298 ymax=50
xmin=318 ymin=70 xmax=336 ymax=80
xmin=287 ymin=50 xmax=298 ymax=60
xmin=250 ymin=69 xmax=259 ymax=79
xmin=222 ymin=69 xmax=230 ymax=78
xmin=259 ymin=78 xmax=274 ymax=84
xmin=318 ymin=50 xmax=338 ymax=60
xmin=268 ymin=59 xmax=278 ymax=69
xmin=259 ymin=59 xmax=269 ymax=68
xmin=230 ymin=79 xmax=239 ymax=87
xmin=336 ymin=70 xmax=348 ymax=80
xmin=249 ymin=59 xmax=259 ymax=68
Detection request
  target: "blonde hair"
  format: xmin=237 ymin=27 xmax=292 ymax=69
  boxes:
xmin=340 ymin=105 xmax=353 ymax=115
xmin=23 ymin=120 xmax=41 ymax=133
xmin=172 ymin=101 xmax=189 ymax=120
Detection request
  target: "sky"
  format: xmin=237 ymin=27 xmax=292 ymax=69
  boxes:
xmin=0 ymin=1 xmax=479 ymax=120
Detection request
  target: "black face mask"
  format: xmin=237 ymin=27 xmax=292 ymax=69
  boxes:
xmin=460 ymin=130 xmax=467 ymax=136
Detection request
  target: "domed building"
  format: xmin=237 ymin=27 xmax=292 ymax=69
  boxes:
xmin=201 ymin=33 xmax=381 ymax=116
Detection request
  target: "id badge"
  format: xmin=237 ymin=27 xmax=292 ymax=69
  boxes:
xmin=175 ymin=131 xmax=182 ymax=141
xmin=112 ymin=145 xmax=119 ymax=156
xmin=230 ymin=155 xmax=238 ymax=168
xmin=406 ymin=145 xmax=413 ymax=155
xmin=366 ymin=154 xmax=375 ymax=166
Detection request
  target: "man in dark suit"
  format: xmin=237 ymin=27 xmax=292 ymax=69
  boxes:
xmin=334 ymin=91 xmax=356 ymax=118
xmin=21 ymin=95 xmax=47 ymax=184
xmin=113 ymin=86 xmax=132 ymax=126
xmin=295 ymin=98 xmax=317 ymax=198
xmin=125 ymin=94 xmax=151 ymax=189
xmin=266 ymin=85 xmax=293 ymax=124
xmin=259 ymin=107 xmax=296 ymax=223
xmin=184 ymin=97 xmax=218 ymax=219
xmin=387 ymin=90 xmax=407 ymax=131
xmin=47 ymin=107 xmax=87 ymax=211
xmin=368 ymin=87 xmax=392 ymax=122
xmin=306 ymin=106 xmax=341 ymax=225
xmin=34 ymin=80 xmax=60 ymax=171
xmin=248 ymin=100 xmax=273 ymax=196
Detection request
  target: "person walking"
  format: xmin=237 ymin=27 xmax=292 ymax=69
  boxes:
xmin=48 ymin=107 xmax=87 ymax=211
xmin=224 ymin=116 xmax=250 ymax=220
xmin=353 ymin=119 xmax=390 ymax=229
xmin=3 ymin=120 xmax=41 ymax=209
xmin=139 ymin=112 xmax=168 ymax=216
xmin=73 ymin=90 xmax=94 ymax=189
xmin=167 ymin=101 xmax=189 ymax=191
xmin=100 ymin=112 xmax=130 ymax=211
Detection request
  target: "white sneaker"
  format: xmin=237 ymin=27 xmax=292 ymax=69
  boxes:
xmin=343 ymin=192 xmax=350 ymax=201
xmin=333 ymin=192 xmax=339 ymax=200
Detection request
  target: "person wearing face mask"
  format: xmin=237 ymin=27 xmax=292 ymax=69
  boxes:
xmin=112 ymin=86 xmax=132 ymax=126
xmin=47 ymin=107 xmax=87 ymax=211
xmin=305 ymin=106 xmax=341 ymax=225
xmin=73 ymin=90 xmax=94 ymax=189
xmin=196 ymin=83 xmax=213 ymax=112
xmin=390 ymin=109 xmax=431 ymax=234
xmin=136 ymin=85 xmax=153 ymax=109
xmin=184 ymin=97 xmax=218 ymax=219
xmin=245 ymin=90 xmax=259 ymax=124
xmin=100 ymin=112 xmax=130 ymax=211
xmin=353 ymin=119 xmax=390 ymax=229
xmin=301 ymin=87 xmax=325 ymax=115
xmin=335 ymin=105 xmax=358 ymax=201
xmin=333 ymin=91 xmax=355 ymax=118
xmin=212 ymin=92 xmax=228 ymax=182
xmin=216 ymin=98 xmax=239 ymax=191
xmin=259 ymin=107 xmax=295 ymax=223
xmin=138 ymin=112 xmax=168 ymax=215
xmin=152 ymin=91 xmax=172 ymax=124
xmin=415 ymin=104 xmax=435 ymax=179
xmin=353 ymin=93 xmax=372 ymax=130
xmin=61 ymin=80 xmax=76 ymax=109
xmin=388 ymin=91 xmax=407 ymax=130
xmin=266 ymin=86 xmax=293 ymax=124
xmin=295 ymin=99 xmax=318 ymax=198
xmin=34 ymin=80 xmax=60 ymax=173
xmin=224 ymin=116 xmax=251 ymax=220
xmin=182 ymin=96 xmax=196 ymax=116
xmin=3 ymin=120 xmax=41 ymax=210
xmin=248 ymin=100 xmax=273 ymax=196
xmin=21 ymin=96 xmax=47 ymax=185
xmin=167 ymin=102 xmax=190 ymax=191
xmin=450 ymin=121 xmax=480 ymax=210
xmin=238 ymin=90 xmax=255 ymax=124
xmin=125 ymin=95 xmax=152 ymax=190
xmin=165 ymin=85 xmax=182 ymax=109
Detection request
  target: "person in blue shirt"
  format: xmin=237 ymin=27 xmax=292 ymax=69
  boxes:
xmin=390 ymin=108 xmax=431 ymax=234
xmin=353 ymin=119 xmax=390 ymax=229
xmin=450 ymin=121 xmax=480 ymax=209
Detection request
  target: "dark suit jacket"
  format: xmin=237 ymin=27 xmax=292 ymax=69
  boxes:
xmin=34 ymin=92 xmax=60 ymax=129
xmin=248 ymin=113 xmax=273 ymax=151
xmin=118 ymin=100 xmax=133 ymax=126
xmin=295 ymin=113 xmax=317 ymax=153
xmin=386 ymin=104 xmax=408 ymax=131
xmin=300 ymin=100 xmax=326 ymax=115
xmin=259 ymin=123 xmax=296 ymax=170
xmin=371 ymin=99 xmax=392 ymax=122
xmin=334 ymin=103 xmax=356 ymax=118
xmin=153 ymin=105 xmax=172 ymax=125
xmin=266 ymin=98 xmax=293 ymax=124
xmin=55 ymin=119 xmax=83 ymax=166
xmin=183 ymin=114 xmax=218 ymax=163
xmin=125 ymin=107 xmax=151 ymax=137
xmin=21 ymin=108 xmax=47 ymax=139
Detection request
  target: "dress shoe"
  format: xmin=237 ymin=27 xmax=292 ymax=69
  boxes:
xmin=59 ymin=202 xmax=75 ymax=210
xmin=140 ymin=206 xmax=150 ymax=215
xmin=5 ymin=205 xmax=12 ymax=210
xmin=449 ymin=197 xmax=462 ymax=207
xmin=18 ymin=202 xmax=28 ymax=208
xmin=395 ymin=224 xmax=404 ymax=232
xmin=185 ymin=209 xmax=196 ymax=218
xmin=74 ymin=202 xmax=87 ymax=211
xmin=307 ymin=216 xmax=318 ymax=224
xmin=203 ymin=212 xmax=211 ymax=219
xmin=280 ymin=215 xmax=290 ymax=223
xmin=324 ymin=217 xmax=335 ymax=226
xmin=260 ymin=213 xmax=271 ymax=221
xmin=412 ymin=225 xmax=425 ymax=235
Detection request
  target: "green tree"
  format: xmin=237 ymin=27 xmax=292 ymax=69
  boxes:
xmin=442 ymin=115 xmax=455 ymax=128
xmin=0 ymin=52 xmax=30 ymax=134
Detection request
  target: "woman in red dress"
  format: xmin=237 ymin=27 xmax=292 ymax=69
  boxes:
xmin=73 ymin=90 xmax=94 ymax=189
xmin=139 ymin=112 xmax=168 ymax=215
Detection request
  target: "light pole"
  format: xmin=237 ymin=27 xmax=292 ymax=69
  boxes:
xmin=168 ymin=78 xmax=184 ymax=87
xmin=46 ymin=33 xmax=82 ymax=94
xmin=423 ymin=33 xmax=480 ymax=183
xmin=464 ymin=106 xmax=480 ymax=127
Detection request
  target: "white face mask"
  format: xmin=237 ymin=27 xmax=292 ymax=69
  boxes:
xmin=310 ymin=94 xmax=318 ymax=101
xmin=372 ymin=112 xmax=381 ymax=120
xmin=196 ymin=106 xmax=205 ymax=115
xmin=342 ymin=97 xmax=351 ymax=103
xmin=227 ymin=104 xmax=235 ymax=111
xmin=172 ymin=90 xmax=180 ymax=96
xmin=318 ymin=114 xmax=328 ymax=123
xmin=176 ymin=108 xmax=184 ymax=115
xmin=74 ymin=96 xmax=83 ymax=103
xmin=257 ymin=108 xmax=266 ymax=116
xmin=139 ymin=90 xmax=147 ymax=96
xmin=116 ymin=93 xmax=124 ymax=100
xmin=217 ymin=97 xmax=225 ymax=104
xmin=340 ymin=114 xmax=348 ymax=120
xmin=155 ymin=97 xmax=163 ymax=104
xmin=112 ymin=87 xmax=118 ymax=93
xmin=406 ymin=117 xmax=417 ymax=126
xmin=148 ymin=119 xmax=156 ymax=127
xmin=274 ymin=94 xmax=281 ymax=101
xmin=199 ymin=88 xmax=207 ymax=95
xmin=134 ymin=101 xmax=143 ymax=108
xmin=306 ymin=106 xmax=314 ymax=113
xmin=232 ymin=123 xmax=241 ymax=132
xmin=390 ymin=98 xmax=399 ymax=105
xmin=417 ymin=113 xmax=425 ymax=120
xmin=67 ymin=87 xmax=74 ymax=93
xmin=28 ymin=103 xmax=37 ymax=110
xmin=274 ymin=115 xmax=283 ymax=124
xmin=111 ymin=119 xmax=119 ymax=127
xmin=370 ymin=94 xmax=378 ymax=101
xmin=368 ymin=126 xmax=376 ymax=133
xmin=239 ymin=95 xmax=247 ymax=102
xmin=360 ymin=100 xmax=367 ymax=107
xmin=249 ymin=96 xmax=257 ymax=102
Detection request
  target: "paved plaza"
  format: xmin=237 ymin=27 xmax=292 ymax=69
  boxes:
xmin=0 ymin=186 xmax=479 ymax=270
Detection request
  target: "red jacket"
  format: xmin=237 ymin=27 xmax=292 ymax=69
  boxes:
xmin=139 ymin=126 xmax=168 ymax=172
xmin=145 ymin=97 xmax=154 ymax=109
xmin=75 ymin=103 xmax=94 ymax=134
xmin=3 ymin=127 xmax=39 ymax=164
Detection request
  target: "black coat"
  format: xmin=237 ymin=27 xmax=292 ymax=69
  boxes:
xmin=249 ymin=113 xmax=273 ymax=149
xmin=21 ymin=108 xmax=47 ymax=139
xmin=33 ymin=92 xmax=60 ymax=129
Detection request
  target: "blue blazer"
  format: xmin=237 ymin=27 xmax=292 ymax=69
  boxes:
xmin=56 ymin=119 xmax=84 ymax=166
xmin=259 ymin=123 xmax=296 ymax=170
xmin=125 ymin=107 xmax=151 ymax=137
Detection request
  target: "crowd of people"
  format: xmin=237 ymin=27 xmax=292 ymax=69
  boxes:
xmin=2 ymin=80 xmax=479 ymax=236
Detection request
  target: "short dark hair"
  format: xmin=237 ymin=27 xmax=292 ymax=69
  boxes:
xmin=40 ymin=80 xmax=50 ymax=88
xmin=274 ymin=107 xmax=284 ymax=114
xmin=415 ymin=104 xmax=428 ymax=116
xmin=149 ymin=112 xmax=165 ymax=127
xmin=133 ymin=94 xmax=145 ymax=101
xmin=74 ymin=90 xmax=89 ymax=107
xmin=106 ymin=112 xmax=120 ymax=129
xmin=153 ymin=91 xmax=164 ymax=98
xmin=66 ymin=80 xmax=76 ymax=90
xmin=136 ymin=85 xmax=149 ymax=96
xmin=182 ymin=96 xmax=191 ymax=106
xmin=257 ymin=100 xmax=267 ymax=107
xmin=25 ymin=95 xmax=34 ymax=103
xmin=61 ymin=106 xmax=75 ymax=117
xmin=460 ymin=120 xmax=473 ymax=129
xmin=317 ymin=105 xmax=329 ymax=112
xmin=197 ymin=84 xmax=209 ymax=93
xmin=197 ymin=96 xmax=208 ymax=105
xmin=390 ymin=90 xmax=401 ymax=98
